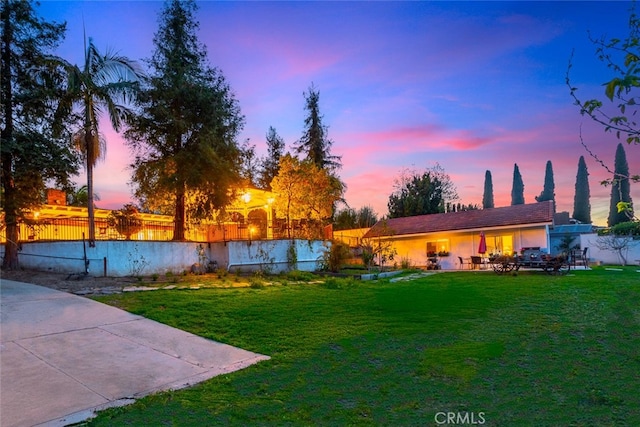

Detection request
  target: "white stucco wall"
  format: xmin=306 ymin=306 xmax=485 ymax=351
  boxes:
xmin=384 ymin=225 xmax=550 ymax=270
xmin=580 ymin=233 xmax=640 ymax=266
xmin=225 ymin=239 xmax=326 ymax=273
xmin=0 ymin=239 xmax=328 ymax=276
xmin=1 ymin=241 xmax=207 ymax=276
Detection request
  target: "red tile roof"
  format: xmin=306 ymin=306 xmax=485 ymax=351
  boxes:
xmin=364 ymin=201 xmax=554 ymax=238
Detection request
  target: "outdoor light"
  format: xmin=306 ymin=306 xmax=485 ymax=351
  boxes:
xmin=242 ymin=192 xmax=251 ymax=204
xmin=248 ymin=225 xmax=256 ymax=246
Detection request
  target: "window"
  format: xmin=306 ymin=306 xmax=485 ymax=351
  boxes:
xmin=486 ymin=234 xmax=513 ymax=256
xmin=427 ymin=239 xmax=450 ymax=257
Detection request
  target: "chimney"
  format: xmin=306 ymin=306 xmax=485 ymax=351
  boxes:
xmin=46 ymin=188 xmax=66 ymax=206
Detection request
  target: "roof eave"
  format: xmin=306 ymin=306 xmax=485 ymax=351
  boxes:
xmin=365 ymin=220 xmax=553 ymax=240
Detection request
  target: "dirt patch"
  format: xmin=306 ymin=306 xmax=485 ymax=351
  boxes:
xmin=1 ymin=269 xmax=139 ymax=294
xmin=1 ymin=268 xmax=256 ymax=295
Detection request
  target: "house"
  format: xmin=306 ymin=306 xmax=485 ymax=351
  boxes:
xmin=363 ymin=201 xmax=555 ymax=270
xmin=548 ymin=223 xmax=596 ymax=255
xmin=3 ymin=187 xmax=280 ymax=243
xmin=2 ymin=187 xmax=334 ymax=275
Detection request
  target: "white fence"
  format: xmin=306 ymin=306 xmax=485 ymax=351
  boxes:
xmin=0 ymin=239 xmax=328 ymax=277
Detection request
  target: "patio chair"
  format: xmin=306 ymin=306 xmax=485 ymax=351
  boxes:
xmin=427 ymin=255 xmax=440 ymax=270
xmin=458 ymin=256 xmax=471 ymax=270
xmin=572 ymin=247 xmax=589 ymax=268
xmin=470 ymin=256 xmax=483 ymax=270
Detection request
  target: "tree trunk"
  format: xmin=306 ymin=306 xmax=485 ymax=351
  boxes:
xmin=1 ymin=154 xmax=20 ymax=270
xmin=1 ymin=6 xmax=19 ymax=270
xmin=1 ymin=148 xmax=19 ymax=271
xmin=2 ymin=221 xmax=20 ymax=270
xmin=86 ymin=134 xmax=96 ymax=246
xmin=173 ymin=184 xmax=186 ymax=241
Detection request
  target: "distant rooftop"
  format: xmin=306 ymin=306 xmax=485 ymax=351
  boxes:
xmin=549 ymin=224 xmax=596 ymax=235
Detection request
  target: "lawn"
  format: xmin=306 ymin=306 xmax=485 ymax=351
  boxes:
xmin=90 ymin=267 xmax=640 ymax=426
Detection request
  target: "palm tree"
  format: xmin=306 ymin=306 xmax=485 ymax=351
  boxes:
xmin=67 ymin=184 xmax=100 ymax=207
xmin=54 ymin=37 xmax=142 ymax=245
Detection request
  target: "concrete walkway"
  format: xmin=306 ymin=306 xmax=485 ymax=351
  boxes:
xmin=0 ymin=280 xmax=269 ymax=427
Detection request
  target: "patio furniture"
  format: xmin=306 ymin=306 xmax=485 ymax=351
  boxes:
xmin=458 ymin=256 xmax=471 ymax=270
xmin=571 ymin=247 xmax=589 ymax=268
xmin=470 ymin=256 xmax=484 ymax=270
xmin=427 ymin=255 xmax=440 ymax=270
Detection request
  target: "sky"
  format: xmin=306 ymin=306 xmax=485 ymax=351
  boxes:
xmin=36 ymin=1 xmax=639 ymax=226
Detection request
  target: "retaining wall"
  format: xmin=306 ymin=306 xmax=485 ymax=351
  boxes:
xmin=0 ymin=239 xmax=328 ymax=277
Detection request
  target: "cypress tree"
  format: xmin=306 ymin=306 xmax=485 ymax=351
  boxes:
xmin=482 ymin=170 xmax=494 ymax=209
xmin=535 ymin=160 xmax=555 ymax=205
xmin=511 ymin=164 xmax=525 ymax=205
xmin=572 ymin=156 xmax=591 ymax=223
xmin=608 ymin=143 xmax=633 ymax=226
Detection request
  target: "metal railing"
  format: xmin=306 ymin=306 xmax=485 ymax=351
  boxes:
xmin=0 ymin=217 xmax=330 ymax=243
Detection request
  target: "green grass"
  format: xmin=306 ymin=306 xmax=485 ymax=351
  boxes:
xmin=90 ymin=267 xmax=640 ymax=426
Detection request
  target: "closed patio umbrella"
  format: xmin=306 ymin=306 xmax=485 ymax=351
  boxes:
xmin=478 ymin=232 xmax=487 ymax=254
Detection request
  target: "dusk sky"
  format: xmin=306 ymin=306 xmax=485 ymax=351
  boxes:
xmin=37 ymin=1 xmax=639 ymax=226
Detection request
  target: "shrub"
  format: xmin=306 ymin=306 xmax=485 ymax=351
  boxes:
xmin=321 ymin=241 xmax=352 ymax=273
xmin=400 ymin=256 xmax=412 ymax=269
xmin=611 ymin=221 xmax=640 ymax=236
xmin=286 ymin=270 xmax=315 ymax=281
xmin=597 ymin=221 xmax=640 ymax=236
xmin=361 ymin=245 xmax=375 ymax=269
xmin=249 ymin=277 xmax=265 ymax=289
xmin=107 ymin=204 xmax=143 ymax=240
xmin=321 ymin=277 xmax=342 ymax=289
xmin=287 ymin=242 xmax=298 ymax=271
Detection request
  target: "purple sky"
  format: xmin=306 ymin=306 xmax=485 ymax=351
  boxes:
xmin=37 ymin=1 xmax=639 ymax=225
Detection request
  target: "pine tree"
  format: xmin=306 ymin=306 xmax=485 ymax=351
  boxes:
xmin=482 ymin=170 xmax=494 ymax=209
xmin=572 ymin=156 xmax=591 ymax=223
xmin=535 ymin=160 xmax=555 ymax=206
xmin=295 ymin=84 xmax=341 ymax=171
xmin=356 ymin=206 xmax=378 ymax=228
xmin=238 ymin=140 xmax=259 ymax=186
xmin=125 ymin=0 xmax=244 ymax=240
xmin=333 ymin=208 xmax=357 ymax=230
xmin=259 ymin=126 xmax=285 ymax=190
xmin=608 ymin=143 xmax=634 ymax=226
xmin=511 ymin=164 xmax=525 ymax=205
